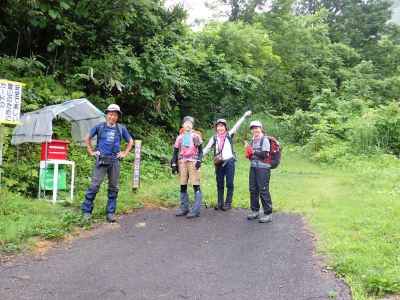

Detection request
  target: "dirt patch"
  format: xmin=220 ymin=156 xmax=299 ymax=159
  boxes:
xmin=33 ymin=240 xmax=54 ymax=256
xmin=139 ymin=198 xmax=172 ymax=209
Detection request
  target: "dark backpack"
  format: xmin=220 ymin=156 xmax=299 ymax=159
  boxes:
xmin=260 ymin=136 xmax=281 ymax=169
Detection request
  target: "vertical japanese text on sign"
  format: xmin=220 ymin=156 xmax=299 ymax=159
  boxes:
xmin=0 ymin=80 xmax=23 ymax=124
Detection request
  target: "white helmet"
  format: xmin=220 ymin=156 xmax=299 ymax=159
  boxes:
xmin=105 ymin=104 xmax=122 ymax=116
xmin=249 ymin=120 xmax=263 ymax=129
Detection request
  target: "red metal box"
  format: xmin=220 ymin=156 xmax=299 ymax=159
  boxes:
xmin=41 ymin=140 xmax=69 ymax=161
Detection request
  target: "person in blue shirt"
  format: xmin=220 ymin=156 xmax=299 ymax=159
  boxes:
xmin=81 ymin=104 xmax=134 ymax=223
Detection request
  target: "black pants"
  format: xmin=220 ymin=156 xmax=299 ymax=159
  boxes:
xmin=215 ymin=159 xmax=235 ymax=207
xmin=249 ymin=167 xmax=272 ymax=215
xmin=82 ymin=159 xmax=120 ymax=214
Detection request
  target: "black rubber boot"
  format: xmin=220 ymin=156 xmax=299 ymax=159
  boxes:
xmin=215 ymin=189 xmax=225 ymax=210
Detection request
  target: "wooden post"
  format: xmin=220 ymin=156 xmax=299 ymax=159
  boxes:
xmin=132 ymin=140 xmax=142 ymax=190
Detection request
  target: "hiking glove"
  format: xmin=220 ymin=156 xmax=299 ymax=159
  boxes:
xmin=171 ymin=163 xmax=178 ymax=174
xmin=195 ymin=160 xmax=202 ymax=169
xmin=171 ymin=147 xmax=179 ymax=174
xmin=245 ymin=145 xmax=254 ymax=159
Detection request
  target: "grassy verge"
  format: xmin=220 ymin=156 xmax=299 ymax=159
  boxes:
xmin=1 ymin=144 xmax=400 ymax=300
xmin=272 ymin=148 xmax=400 ymax=300
xmin=0 ymin=158 xmax=160 ymax=254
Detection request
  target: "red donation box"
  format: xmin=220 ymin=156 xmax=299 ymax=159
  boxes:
xmin=41 ymin=140 xmax=70 ymax=161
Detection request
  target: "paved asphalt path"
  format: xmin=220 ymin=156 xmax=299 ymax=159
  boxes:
xmin=0 ymin=209 xmax=351 ymax=300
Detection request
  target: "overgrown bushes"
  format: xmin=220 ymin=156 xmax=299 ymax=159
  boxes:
xmin=280 ymin=97 xmax=400 ymax=164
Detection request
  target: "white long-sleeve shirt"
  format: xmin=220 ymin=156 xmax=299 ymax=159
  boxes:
xmin=203 ymin=113 xmax=249 ymax=159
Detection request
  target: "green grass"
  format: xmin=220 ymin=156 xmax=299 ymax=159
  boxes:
xmin=1 ymin=145 xmax=400 ymax=299
xmin=272 ymin=149 xmax=400 ymax=300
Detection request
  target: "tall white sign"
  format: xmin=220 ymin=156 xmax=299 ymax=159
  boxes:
xmin=132 ymin=140 xmax=142 ymax=190
xmin=0 ymin=79 xmax=23 ymax=124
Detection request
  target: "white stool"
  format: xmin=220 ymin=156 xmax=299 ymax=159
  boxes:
xmin=38 ymin=160 xmax=75 ymax=204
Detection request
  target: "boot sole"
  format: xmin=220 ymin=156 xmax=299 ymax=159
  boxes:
xmin=259 ymin=217 xmax=272 ymax=223
xmin=176 ymin=210 xmax=189 ymax=217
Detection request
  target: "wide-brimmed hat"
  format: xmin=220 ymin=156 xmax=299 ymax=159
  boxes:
xmin=249 ymin=120 xmax=263 ymax=129
xmin=105 ymin=104 xmax=122 ymax=116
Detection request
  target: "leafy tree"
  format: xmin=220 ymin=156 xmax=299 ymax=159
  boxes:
xmin=0 ymin=0 xmax=186 ymax=71
xmin=295 ymin=0 xmax=393 ymax=56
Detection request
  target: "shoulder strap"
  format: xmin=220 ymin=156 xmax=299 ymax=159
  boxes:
xmin=96 ymin=122 xmax=107 ymax=148
xmin=214 ymin=134 xmax=228 ymax=155
xmin=253 ymin=136 xmax=267 ymax=148
xmin=116 ymin=123 xmax=123 ymax=139
xmin=227 ymin=134 xmax=235 ymax=157
xmin=213 ymin=135 xmax=217 ymax=155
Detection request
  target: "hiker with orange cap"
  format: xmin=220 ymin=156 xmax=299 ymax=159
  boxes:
xmin=81 ymin=104 xmax=134 ymax=223
xmin=203 ymin=110 xmax=252 ymax=210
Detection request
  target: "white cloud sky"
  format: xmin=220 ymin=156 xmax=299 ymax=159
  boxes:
xmin=165 ymin=0 xmax=400 ymax=27
xmin=393 ymin=0 xmax=400 ymax=24
xmin=165 ymin=0 xmax=228 ymax=28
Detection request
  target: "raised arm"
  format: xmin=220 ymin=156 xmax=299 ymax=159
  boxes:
xmin=229 ymin=110 xmax=252 ymax=136
xmin=203 ymin=136 xmax=215 ymax=157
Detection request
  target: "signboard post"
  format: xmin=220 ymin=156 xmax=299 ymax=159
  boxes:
xmin=132 ymin=140 xmax=142 ymax=190
xmin=0 ymin=79 xmax=24 ymax=188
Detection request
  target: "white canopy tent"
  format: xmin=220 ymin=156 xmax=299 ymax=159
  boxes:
xmin=11 ymin=98 xmax=105 ymax=145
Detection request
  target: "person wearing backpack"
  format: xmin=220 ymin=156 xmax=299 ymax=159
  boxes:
xmin=203 ymin=110 xmax=252 ymax=210
xmin=171 ymin=116 xmax=204 ymax=218
xmin=245 ymin=120 xmax=274 ymax=223
xmin=81 ymin=104 xmax=134 ymax=223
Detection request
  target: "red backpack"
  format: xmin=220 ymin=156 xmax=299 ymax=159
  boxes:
xmin=262 ymin=136 xmax=282 ymax=169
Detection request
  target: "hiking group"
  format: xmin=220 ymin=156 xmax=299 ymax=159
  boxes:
xmin=81 ymin=104 xmax=280 ymax=224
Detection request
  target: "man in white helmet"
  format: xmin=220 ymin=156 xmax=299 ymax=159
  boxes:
xmin=81 ymin=104 xmax=134 ymax=223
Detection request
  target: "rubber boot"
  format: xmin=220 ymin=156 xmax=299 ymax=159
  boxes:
xmin=224 ymin=188 xmax=233 ymax=210
xmin=187 ymin=190 xmax=202 ymax=218
xmin=215 ymin=189 xmax=225 ymax=210
xmin=176 ymin=192 xmax=189 ymax=216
